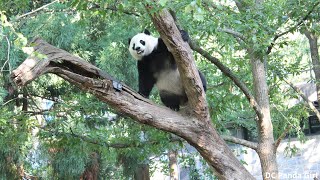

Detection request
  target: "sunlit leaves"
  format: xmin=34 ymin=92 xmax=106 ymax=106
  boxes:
xmin=0 ymin=12 xmax=12 ymax=28
xmin=14 ymin=32 xmax=27 ymax=47
xmin=158 ymin=0 xmax=168 ymax=7
xmin=0 ymin=0 xmax=319 ymax=178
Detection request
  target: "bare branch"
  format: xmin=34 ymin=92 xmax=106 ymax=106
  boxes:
xmin=25 ymin=93 xmax=59 ymax=102
xmin=217 ymin=28 xmax=246 ymax=41
xmin=1 ymin=36 xmax=11 ymax=73
xmin=24 ymin=110 xmax=50 ymax=115
xmin=16 ymin=0 xmax=59 ymax=20
xmin=222 ymin=135 xmax=258 ymax=150
xmin=16 ymin=1 xmax=140 ymax=20
xmin=89 ymin=3 xmax=140 ymax=17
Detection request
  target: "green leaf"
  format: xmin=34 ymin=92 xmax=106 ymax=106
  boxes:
xmin=159 ymin=0 xmax=168 ymax=7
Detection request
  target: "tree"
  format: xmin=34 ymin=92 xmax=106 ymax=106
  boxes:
xmin=11 ymin=24 xmax=254 ymax=180
xmin=3 ymin=0 xmax=320 ymax=179
xmin=305 ymin=29 xmax=320 ymax=103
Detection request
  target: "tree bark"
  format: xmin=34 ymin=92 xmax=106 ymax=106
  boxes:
xmin=149 ymin=9 xmax=208 ymax=121
xmin=250 ymin=54 xmax=278 ymax=180
xmin=80 ymin=152 xmax=99 ymax=180
xmin=134 ymin=164 xmax=150 ymax=180
xmin=305 ymin=30 xmax=320 ymax=103
xmin=234 ymin=0 xmax=279 ymax=179
xmin=168 ymin=150 xmax=179 ymax=180
xmin=11 ymin=37 xmax=254 ymax=179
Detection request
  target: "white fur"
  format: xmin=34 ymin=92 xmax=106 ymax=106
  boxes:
xmin=129 ymin=33 xmax=158 ymax=60
xmin=155 ymin=69 xmax=184 ymax=95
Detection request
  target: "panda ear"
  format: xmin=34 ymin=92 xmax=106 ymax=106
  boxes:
xmin=143 ymin=29 xmax=151 ymax=35
xmin=128 ymin=38 xmax=131 ymax=45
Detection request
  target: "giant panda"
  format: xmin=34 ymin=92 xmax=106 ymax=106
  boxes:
xmin=128 ymin=29 xmax=207 ymax=110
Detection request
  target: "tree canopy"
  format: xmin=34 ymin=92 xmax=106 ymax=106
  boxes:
xmin=1 ymin=0 xmax=319 ymax=179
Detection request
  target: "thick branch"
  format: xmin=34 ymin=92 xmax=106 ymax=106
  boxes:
xmin=11 ymin=38 xmax=254 ymax=179
xmin=149 ymin=9 xmax=208 ymax=120
xmin=217 ymin=28 xmax=246 ymax=41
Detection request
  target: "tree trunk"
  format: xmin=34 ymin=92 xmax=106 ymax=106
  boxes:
xmin=305 ymin=30 xmax=320 ymax=103
xmin=134 ymin=164 xmax=150 ymax=180
xmin=250 ymin=54 xmax=278 ymax=180
xmin=80 ymin=152 xmax=99 ymax=180
xmin=168 ymin=150 xmax=179 ymax=180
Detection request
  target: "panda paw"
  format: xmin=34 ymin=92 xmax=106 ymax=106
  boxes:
xmin=180 ymin=30 xmax=190 ymax=42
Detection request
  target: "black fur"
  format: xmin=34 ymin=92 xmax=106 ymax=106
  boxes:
xmin=131 ymin=30 xmax=207 ymax=110
xmin=143 ymin=29 xmax=151 ymax=35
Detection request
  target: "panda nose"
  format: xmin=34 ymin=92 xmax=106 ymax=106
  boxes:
xmin=135 ymin=47 xmax=141 ymax=51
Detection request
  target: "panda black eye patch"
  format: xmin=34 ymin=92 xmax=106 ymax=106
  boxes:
xmin=140 ymin=40 xmax=145 ymax=45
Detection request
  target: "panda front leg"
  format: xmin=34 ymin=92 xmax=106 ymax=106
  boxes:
xmin=180 ymin=30 xmax=190 ymax=42
xmin=159 ymin=91 xmax=182 ymax=111
xmin=137 ymin=62 xmax=156 ymax=98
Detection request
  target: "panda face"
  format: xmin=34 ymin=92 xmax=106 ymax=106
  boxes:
xmin=129 ymin=31 xmax=158 ymax=60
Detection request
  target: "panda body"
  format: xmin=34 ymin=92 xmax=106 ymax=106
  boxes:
xmin=156 ymin=69 xmax=184 ymax=95
xmin=128 ymin=29 xmax=206 ymax=110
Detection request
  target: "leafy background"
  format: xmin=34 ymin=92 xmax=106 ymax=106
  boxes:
xmin=0 ymin=0 xmax=319 ymax=179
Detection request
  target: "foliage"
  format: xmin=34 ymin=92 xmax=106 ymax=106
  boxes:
xmin=0 ymin=109 xmax=33 ymax=179
xmin=0 ymin=0 xmax=319 ymax=178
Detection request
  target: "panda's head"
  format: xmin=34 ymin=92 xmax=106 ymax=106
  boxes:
xmin=128 ymin=29 xmax=158 ymax=60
